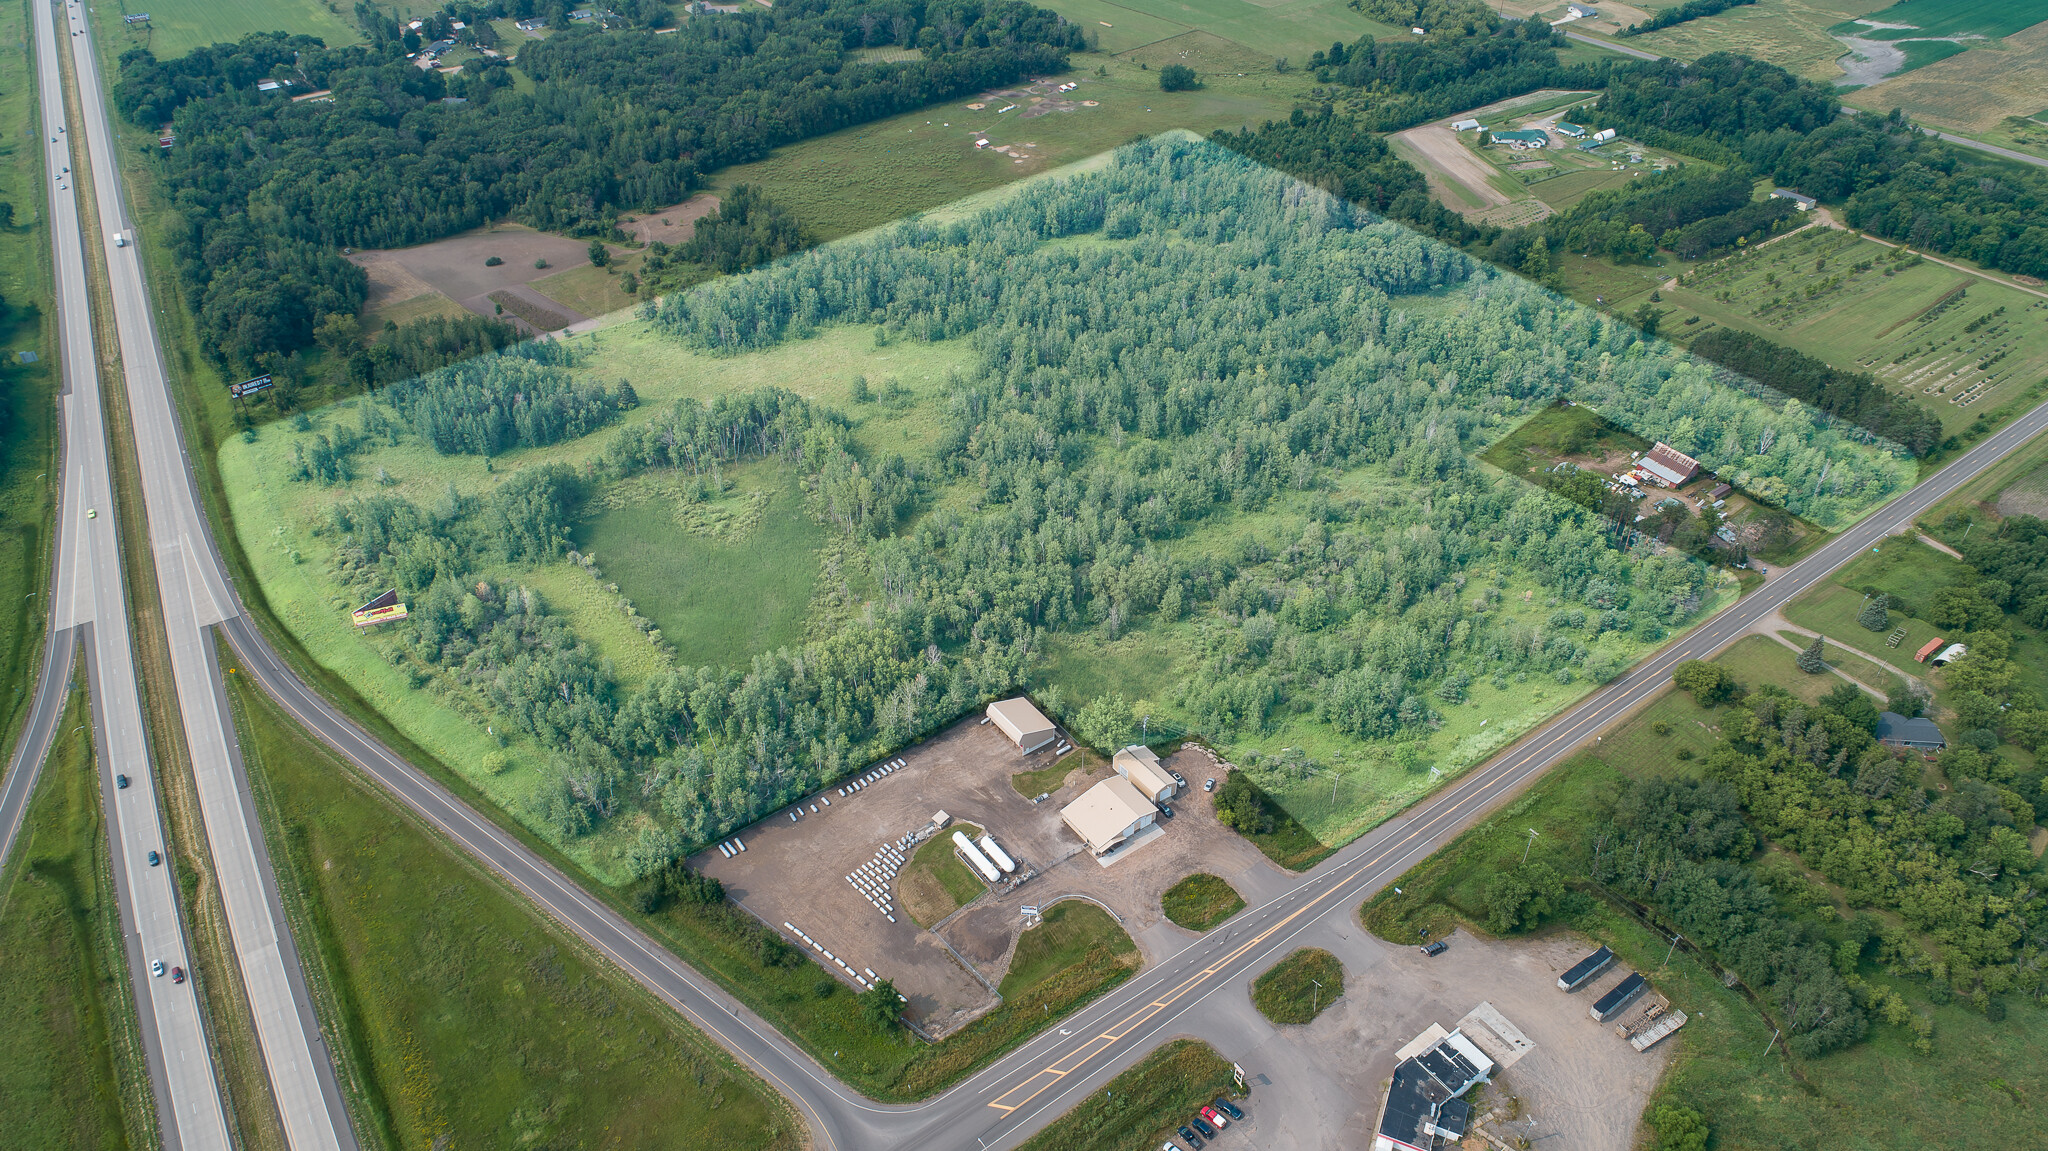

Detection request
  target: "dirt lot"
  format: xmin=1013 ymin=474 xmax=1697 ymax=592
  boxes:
xmin=624 ymin=194 xmax=721 ymax=246
xmin=1395 ymin=124 xmax=1517 ymax=212
xmin=1181 ymin=924 xmax=1670 ymax=1151
xmin=347 ymin=223 xmax=616 ymax=333
xmin=693 ymin=714 xmax=1284 ymax=1035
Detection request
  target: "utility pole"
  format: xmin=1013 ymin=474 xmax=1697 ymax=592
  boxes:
xmin=1759 ymin=1028 xmax=1780 ymax=1062
xmin=1522 ymin=827 xmax=1539 ymax=863
xmin=1662 ymin=932 xmax=1682 ymax=970
xmin=1311 ymin=978 xmax=1322 ymax=1015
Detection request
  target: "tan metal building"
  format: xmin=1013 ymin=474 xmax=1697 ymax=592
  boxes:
xmin=1113 ymin=745 xmax=1177 ymax=802
xmin=987 ymin=697 xmax=1057 ymax=753
xmin=1061 ymin=776 xmax=1157 ymax=855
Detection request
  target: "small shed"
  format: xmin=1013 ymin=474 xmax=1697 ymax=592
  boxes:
xmin=1708 ymin=482 xmax=1731 ymax=500
xmin=1451 ymin=118 xmax=1482 ymax=132
xmin=1770 ymin=189 xmax=1817 ymax=211
xmin=1932 ymin=643 xmax=1967 ymax=667
xmin=987 ymin=697 xmax=1057 ymax=753
xmin=1876 ymin=712 xmax=1946 ymax=751
xmin=1554 ymin=122 xmax=1587 ymax=138
xmin=1914 ymin=637 xmax=1946 ymax=663
xmin=1113 ymin=745 xmax=1177 ymax=802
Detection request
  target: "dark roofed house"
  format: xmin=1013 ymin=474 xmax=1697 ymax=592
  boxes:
xmin=1877 ymin=712 xmax=1945 ymax=751
xmin=1709 ymin=483 xmax=1731 ymax=500
xmin=1374 ymin=1026 xmax=1492 ymax=1151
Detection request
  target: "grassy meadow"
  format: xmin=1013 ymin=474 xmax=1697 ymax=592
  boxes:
xmin=1249 ymin=946 xmax=1343 ymax=1025
xmin=1624 ymin=0 xmax=1894 ymax=81
xmin=0 ymin=688 xmax=150 ymax=1150
xmin=1042 ymin=0 xmax=1402 ymax=61
xmin=1013 ymin=1039 xmax=1239 ymax=1151
xmin=107 ymin=0 xmax=361 ymax=59
xmin=1160 ymin=873 xmax=1245 ymax=931
xmin=0 ymin=0 xmax=59 ymax=763
xmin=999 ymin=902 xmax=1139 ymax=997
xmin=1359 ymin=639 xmax=2048 ymax=1151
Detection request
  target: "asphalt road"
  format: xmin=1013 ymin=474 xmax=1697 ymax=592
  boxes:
xmin=14 ymin=1 xmax=232 ymax=1146
xmin=16 ymin=5 xmax=2046 ymax=1145
xmin=52 ymin=3 xmax=356 ymax=1148
xmin=216 ymin=381 xmax=2048 ymax=1151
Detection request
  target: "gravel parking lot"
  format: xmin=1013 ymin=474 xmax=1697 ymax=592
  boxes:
xmin=693 ymin=714 xmax=1291 ymax=1035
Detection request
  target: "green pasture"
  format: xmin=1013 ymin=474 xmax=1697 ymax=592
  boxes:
xmin=227 ymin=672 xmax=796 ymax=1151
xmin=0 ymin=0 xmax=58 ymax=757
xmin=1830 ymin=0 xmax=2048 ymax=40
xmin=1042 ymin=0 xmax=1401 ymax=61
xmin=109 ymin=0 xmax=361 ymax=59
xmin=708 ymin=52 xmax=1311 ymax=240
xmin=1665 ymin=227 xmax=2048 ymax=440
xmin=1628 ymin=0 xmax=1897 ymax=81
xmin=0 ymin=689 xmax=148 ymax=1149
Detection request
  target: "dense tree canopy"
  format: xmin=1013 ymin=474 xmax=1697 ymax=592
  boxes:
xmin=116 ymin=1 xmax=1084 ymax=370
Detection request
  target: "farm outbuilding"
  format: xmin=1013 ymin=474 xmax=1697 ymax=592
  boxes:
xmin=986 ymin=698 xmax=1057 ymax=753
xmin=1640 ymin=442 xmax=1700 ymax=487
xmin=1492 ymin=129 xmax=1549 ymax=146
xmin=1061 ymin=776 xmax=1156 ymax=855
xmin=1932 ymin=643 xmax=1968 ymax=667
xmin=1113 ymin=745 xmax=1177 ymax=802
xmin=1770 ymin=189 xmax=1817 ymax=211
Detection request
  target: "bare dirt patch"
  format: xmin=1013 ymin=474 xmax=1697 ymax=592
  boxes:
xmin=623 ymin=194 xmax=721 ymax=246
xmin=1997 ymin=463 xmax=2048 ymax=518
xmin=486 ymin=286 xmax=583 ymax=334
xmin=347 ymin=223 xmax=610 ymax=326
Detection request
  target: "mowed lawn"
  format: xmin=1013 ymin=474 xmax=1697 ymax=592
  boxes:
xmin=109 ymin=0 xmax=360 ymax=59
xmin=229 ymin=673 xmax=797 ymax=1151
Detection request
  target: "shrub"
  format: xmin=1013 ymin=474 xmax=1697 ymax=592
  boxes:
xmin=485 ymin=255 xmax=504 ymax=266
xmin=1159 ymin=64 xmax=1198 ymax=91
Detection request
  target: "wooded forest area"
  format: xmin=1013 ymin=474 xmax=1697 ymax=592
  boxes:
xmin=281 ymin=141 xmax=1906 ymax=871
xmin=113 ymin=0 xmax=1084 ymax=372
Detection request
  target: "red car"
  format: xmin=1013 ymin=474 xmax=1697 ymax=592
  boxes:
xmin=1201 ymin=1105 xmax=1229 ymax=1128
xmin=171 ymin=966 xmax=186 ymax=984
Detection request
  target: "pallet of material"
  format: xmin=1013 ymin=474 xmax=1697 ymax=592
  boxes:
xmin=1630 ymin=1008 xmax=1687 ymax=1051
xmin=1558 ymin=945 xmax=1614 ymax=992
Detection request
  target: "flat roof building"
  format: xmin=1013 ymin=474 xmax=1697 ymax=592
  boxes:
xmin=1877 ymin=712 xmax=1946 ymax=751
xmin=987 ymin=697 xmax=1058 ymax=753
xmin=1770 ymin=188 xmax=1817 ymax=211
xmin=1640 ymin=442 xmax=1700 ymax=487
xmin=1061 ymin=776 xmax=1157 ymax=855
xmin=1373 ymin=1025 xmax=1493 ymax=1151
xmin=1113 ymin=745 xmax=1177 ymax=802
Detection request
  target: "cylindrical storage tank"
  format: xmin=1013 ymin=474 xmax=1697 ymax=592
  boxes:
xmin=977 ymin=833 xmax=1017 ymax=874
xmin=952 ymin=830 xmax=1000 ymax=882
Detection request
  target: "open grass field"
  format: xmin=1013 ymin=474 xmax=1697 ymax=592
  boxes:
xmin=1359 ymin=641 xmax=2048 ymax=1151
xmin=1920 ymin=407 xmax=2048 ymax=523
xmin=1042 ymin=0 xmax=1401 ymax=61
xmin=998 ymin=902 xmax=1139 ymax=997
xmin=574 ymin=468 xmax=826 ymax=669
xmin=1830 ymin=0 xmax=2048 ymax=40
xmin=1160 ymin=873 xmax=1245 ymax=931
xmin=109 ymin=0 xmax=361 ymax=60
xmin=1665 ymin=226 xmax=2048 ymax=441
xmin=225 ymin=668 xmax=797 ymax=1151
xmin=1011 ymin=747 xmax=1106 ymax=799
xmin=1846 ymin=20 xmax=2048 ymax=133
xmin=708 ymin=51 xmax=1312 ymax=240
xmin=0 ymin=688 xmax=149 ymax=1149
xmin=530 ymin=258 xmax=643 ymax=319
xmin=899 ymin=824 xmax=988 ymax=928
xmin=0 ymin=0 xmax=58 ymax=758
xmin=1249 ymin=946 xmax=1343 ymax=1025
xmin=1626 ymin=0 xmax=1895 ymax=82
xmin=1014 ymin=1038 xmax=1239 ymax=1151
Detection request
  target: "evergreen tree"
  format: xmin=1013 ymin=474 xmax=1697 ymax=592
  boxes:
xmin=1857 ymin=593 xmax=1890 ymax=631
xmin=1797 ymin=635 xmax=1827 ymax=674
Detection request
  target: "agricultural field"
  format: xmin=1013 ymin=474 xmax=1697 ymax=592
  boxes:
xmin=1623 ymin=0 xmax=1897 ymax=82
xmin=108 ymin=0 xmax=361 ymax=59
xmin=1040 ymin=0 xmax=1403 ymax=62
xmin=215 ymin=139 xmax=1908 ymax=888
xmin=708 ymin=50 xmax=1312 ymax=241
xmin=1845 ymin=19 xmax=2048 ymax=136
xmin=1393 ymin=105 xmax=1696 ymax=230
xmin=1362 ymin=622 xmax=2048 ymax=1151
xmin=1663 ymin=227 xmax=2048 ymax=441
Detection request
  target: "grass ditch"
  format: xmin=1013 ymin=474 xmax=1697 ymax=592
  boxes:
xmin=0 ymin=682 xmax=155 ymax=1148
xmin=1013 ymin=1038 xmax=1240 ymax=1151
xmin=223 ymin=661 xmax=797 ymax=1151
xmin=1160 ymin=873 xmax=1244 ymax=932
xmin=1249 ymin=947 xmax=1343 ymax=1025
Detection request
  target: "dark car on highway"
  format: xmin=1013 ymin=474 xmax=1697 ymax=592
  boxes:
xmin=116 ymin=774 xmax=129 ymax=789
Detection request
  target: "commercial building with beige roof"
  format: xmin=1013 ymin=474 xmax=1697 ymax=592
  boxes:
xmin=1113 ymin=745 xmax=1177 ymax=802
xmin=1061 ymin=775 xmax=1157 ymax=855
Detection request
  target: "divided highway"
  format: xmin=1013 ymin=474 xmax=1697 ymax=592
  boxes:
xmin=14 ymin=0 xmax=232 ymax=1145
xmin=9 ymin=2 xmax=2046 ymax=1145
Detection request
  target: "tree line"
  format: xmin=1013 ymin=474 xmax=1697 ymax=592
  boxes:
xmin=1688 ymin=328 xmax=1943 ymax=457
xmin=114 ymin=0 xmax=1084 ymax=373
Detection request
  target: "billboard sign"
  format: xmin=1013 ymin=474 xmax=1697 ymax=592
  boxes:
xmin=231 ymin=374 xmax=274 ymax=399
